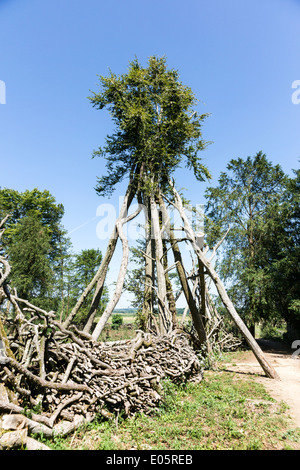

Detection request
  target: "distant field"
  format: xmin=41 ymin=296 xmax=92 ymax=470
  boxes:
xmin=111 ymin=314 xmax=135 ymax=324
xmin=113 ymin=308 xmax=185 ymax=315
xmin=99 ymin=308 xmax=186 ymax=326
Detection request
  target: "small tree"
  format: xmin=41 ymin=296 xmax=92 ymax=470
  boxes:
xmin=111 ymin=313 xmax=123 ymax=330
xmin=61 ymin=249 xmax=108 ymax=325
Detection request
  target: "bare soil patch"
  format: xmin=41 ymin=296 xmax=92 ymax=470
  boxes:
xmin=224 ymin=339 xmax=300 ymax=429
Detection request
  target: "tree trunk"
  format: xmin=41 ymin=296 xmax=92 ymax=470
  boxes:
xmin=198 ymin=260 xmax=206 ymax=325
xmin=150 ymin=194 xmax=172 ymax=335
xmin=91 ymin=202 xmax=142 ymax=341
xmin=157 ymin=191 xmax=207 ymax=345
xmin=141 ymin=198 xmax=154 ymax=330
xmin=162 ymin=239 xmax=178 ymax=328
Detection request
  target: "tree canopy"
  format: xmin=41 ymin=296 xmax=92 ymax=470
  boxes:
xmin=8 ymin=213 xmax=53 ymax=299
xmin=0 ymin=187 xmax=65 ymax=261
xmin=89 ymin=56 xmax=211 ymax=197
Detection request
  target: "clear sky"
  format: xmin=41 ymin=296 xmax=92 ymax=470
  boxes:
xmin=0 ymin=0 xmax=299 ymax=306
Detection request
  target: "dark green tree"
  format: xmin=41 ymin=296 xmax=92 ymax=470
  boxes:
xmin=0 ymin=187 xmax=68 ymax=308
xmin=256 ymin=167 xmax=300 ymax=335
xmin=205 ymin=151 xmax=288 ymax=331
xmin=0 ymin=187 xmax=65 ymax=262
xmin=286 ymin=167 xmax=300 ymax=331
xmin=111 ymin=313 xmax=123 ymax=330
xmin=8 ymin=214 xmax=53 ymax=300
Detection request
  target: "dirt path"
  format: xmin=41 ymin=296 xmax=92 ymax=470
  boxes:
xmin=224 ymin=339 xmax=300 ymax=428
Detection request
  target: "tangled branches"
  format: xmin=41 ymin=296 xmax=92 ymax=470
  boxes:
xmin=0 ymin=214 xmax=202 ymax=449
xmin=0 ymin=289 xmax=202 ymax=448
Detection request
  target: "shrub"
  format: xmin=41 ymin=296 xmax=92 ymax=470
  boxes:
xmin=112 ymin=314 xmax=123 ymax=330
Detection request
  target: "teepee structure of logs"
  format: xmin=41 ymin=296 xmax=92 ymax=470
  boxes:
xmin=60 ymin=176 xmax=279 ymax=380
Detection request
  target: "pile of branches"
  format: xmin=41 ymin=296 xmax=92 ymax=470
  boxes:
xmin=0 ymin=214 xmax=204 ymax=448
xmin=0 ymin=297 xmax=202 ymax=447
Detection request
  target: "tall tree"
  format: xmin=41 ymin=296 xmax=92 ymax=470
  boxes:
xmin=8 ymin=214 xmax=53 ymax=300
xmin=86 ymin=56 xmax=211 ymax=338
xmin=86 ymin=58 xmax=278 ymax=380
xmin=256 ymin=167 xmax=300 ymax=334
xmin=0 ymin=187 xmax=65 ymax=262
xmin=205 ymin=152 xmax=288 ymax=331
xmin=286 ymin=167 xmax=300 ymax=331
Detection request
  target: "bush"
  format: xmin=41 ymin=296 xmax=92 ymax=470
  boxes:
xmin=112 ymin=314 xmax=123 ymax=330
xmin=260 ymin=321 xmax=286 ymax=341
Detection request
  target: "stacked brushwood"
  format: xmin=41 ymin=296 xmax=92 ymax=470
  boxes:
xmin=0 ymin=302 xmax=203 ymax=449
xmin=0 ymin=214 xmax=203 ymax=449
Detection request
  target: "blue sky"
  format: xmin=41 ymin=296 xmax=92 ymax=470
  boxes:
xmin=0 ymin=0 xmax=299 ymax=306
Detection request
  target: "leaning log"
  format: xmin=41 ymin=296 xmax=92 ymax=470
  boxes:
xmin=170 ymin=180 xmax=280 ymax=380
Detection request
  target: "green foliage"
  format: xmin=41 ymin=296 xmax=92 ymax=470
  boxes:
xmin=0 ymin=187 xmax=64 ymax=260
xmin=111 ymin=313 xmax=123 ymax=330
xmin=61 ymin=248 xmax=108 ymax=325
xmin=0 ymin=187 xmax=66 ymax=303
xmin=72 ymin=248 xmax=103 ymax=292
xmin=259 ymin=321 xmax=286 ymax=341
xmin=205 ymin=152 xmax=299 ymax=331
xmin=8 ymin=213 xmax=53 ymax=299
xmin=89 ymin=56 xmax=211 ymax=197
xmin=0 ymin=188 xmax=108 ymax=324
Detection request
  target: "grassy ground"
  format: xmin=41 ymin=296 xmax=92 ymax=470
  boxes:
xmin=43 ymin=350 xmax=300 ymax=451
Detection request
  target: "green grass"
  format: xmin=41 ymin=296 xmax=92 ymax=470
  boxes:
xmin=43 ymin=365 xmax=300 ymax=451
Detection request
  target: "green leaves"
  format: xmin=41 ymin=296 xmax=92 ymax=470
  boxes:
xmin=0 ymin=187 xmax=64 ymax=259
xmin=8 ymin=213 xmax=53 ymax=299
xmin=0 ymin=187 xmax=65 ymax=303
xmin=89 ymin=56 xmax=210 ymax=196
xmin=205 ymin=152 xmax=294 ymax=327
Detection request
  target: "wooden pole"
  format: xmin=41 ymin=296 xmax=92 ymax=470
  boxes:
xmin=170 ymin=181 xmax=280 ymax=380
xmin=150 ymin=194 xmax=173 ymax=335
xmin=91 ymin=202 xmax=142 ymax=341
xmin=157 ymin=191 xmax=208 ymax=345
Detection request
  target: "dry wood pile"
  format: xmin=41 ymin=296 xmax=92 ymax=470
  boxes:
xmin=0 ymin=300 xmax=202 ymax=449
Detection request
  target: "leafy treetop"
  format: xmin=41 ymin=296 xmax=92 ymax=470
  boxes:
xmin=89 ymin=56 xmax=211 ymax=197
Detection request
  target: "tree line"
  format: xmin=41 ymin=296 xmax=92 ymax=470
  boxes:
xmin=0 ymin=188 xmax=108 ymax=325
